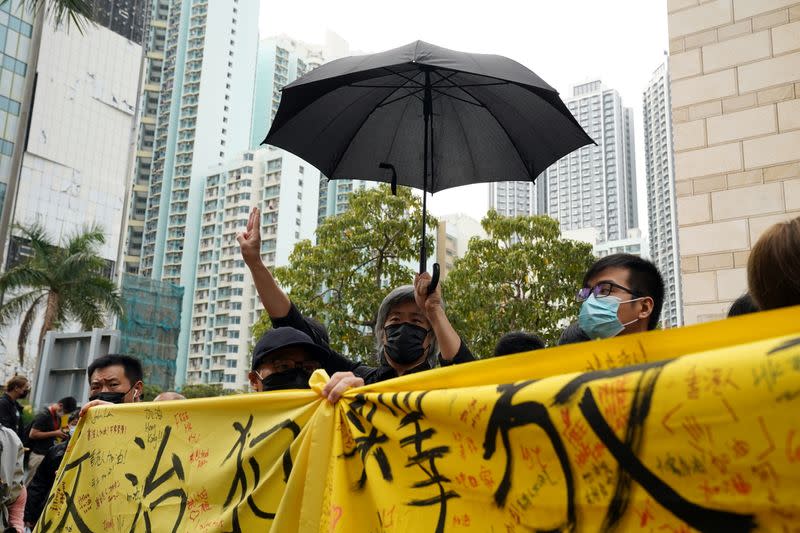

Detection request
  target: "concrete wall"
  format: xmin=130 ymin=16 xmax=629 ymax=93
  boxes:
xmin=668 ymin=0 xmax=800 ymax=323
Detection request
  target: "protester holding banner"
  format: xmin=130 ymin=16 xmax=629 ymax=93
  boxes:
xmin=237 ymin=207 xmax=474 ymax=386
xmin=747 ymin=215 xmax=800 ymax=311
xmin=576 ymin=253 xmax=664 ymax=340
xmin=248 ymin=327 xmax=333 ymax=392
xmin=78 ymin=354 xmax=144 ymax=417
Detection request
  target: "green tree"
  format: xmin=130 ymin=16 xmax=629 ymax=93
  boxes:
xmin=0 ymin=224 xmax=123 ymax=375
xmin=252 ymin=184 xmax=436 ymax=365
xmin=180 ymin=383 xmax=237 ymax=399
xmin=141 ymin=383 xmax=164 ymax=402
xmin=443 ymin=210 xmax=594 ymax=357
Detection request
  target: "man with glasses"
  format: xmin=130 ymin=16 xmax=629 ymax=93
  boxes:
xmin=575 ymin=254 xmax=665 ymax=340
xmin=248 ymin=327 xmax=332 ymax=392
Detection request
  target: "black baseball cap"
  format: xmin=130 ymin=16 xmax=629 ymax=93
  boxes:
xmin=251 ymin=327 xmax=330 ymax=371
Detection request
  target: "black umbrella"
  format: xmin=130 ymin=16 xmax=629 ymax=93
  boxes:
xmin=264 ymin=40 xmax=593 ymax=291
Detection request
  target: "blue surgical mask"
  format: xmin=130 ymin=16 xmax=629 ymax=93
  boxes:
xmin=579 ymin=294 xmax=641 ymax=340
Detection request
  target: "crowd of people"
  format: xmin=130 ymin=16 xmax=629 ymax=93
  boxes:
xmin=0 ymin=209 xmax=798 ymax=532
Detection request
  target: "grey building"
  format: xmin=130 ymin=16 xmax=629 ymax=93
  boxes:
xmin=545 ymin=80 xmax=638 ymax=244
xmin=644 ymin=62 xmax=682 ymax=328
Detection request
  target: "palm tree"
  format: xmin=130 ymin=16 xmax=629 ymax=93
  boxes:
xmin=0 ymin=223 xmax=123 ymax=376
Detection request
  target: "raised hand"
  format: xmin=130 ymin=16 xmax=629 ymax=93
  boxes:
xmin=236 ymin=207 xmax=261 ymax=265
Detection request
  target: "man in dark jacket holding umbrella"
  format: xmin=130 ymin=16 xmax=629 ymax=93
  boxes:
xmin=237 ymin=207 xmax=474 ymax=395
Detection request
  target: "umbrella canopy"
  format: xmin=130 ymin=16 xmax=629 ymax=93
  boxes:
xmin=264 ymin=40 xmax=594 ymax=192
xmin=264 ymin=40 xmax=594 ymax=286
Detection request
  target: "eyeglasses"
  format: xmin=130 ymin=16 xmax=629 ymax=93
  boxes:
xmin=268 ymin=360 xmax=320 ymax=373
xmin=577 ymin=282 xmax=640 ymax=302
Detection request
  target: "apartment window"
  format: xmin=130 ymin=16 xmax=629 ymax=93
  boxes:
xmin=221 ymin=128 xmax=226 ymax=135
xmin=219 ymin=151 xmax=224 ymax=157
xmin=224 ymin=106 xmax=229 ymax=112
xmin=226 ymin=83 xmax=230 ymax=89
xmin=228 ymin=61 xmax=233 ymax=68
xmin=295 ymin=231 xmax=300 ymax=239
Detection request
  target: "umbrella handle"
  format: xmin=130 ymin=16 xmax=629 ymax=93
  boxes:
xmin=427 ymin=263 xmax=440 ymax=295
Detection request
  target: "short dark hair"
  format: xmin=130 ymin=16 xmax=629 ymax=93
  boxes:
xmin=582 ymin=254 xmax=665 ymax=330
xmin=727 ymin=293 xmax=759 ymax=317
xmin=58 ymin=396 xmax=78 ymax=413
xmin=748 ymin=216 xmax=800 ymax=310
xmin=87 ymin=354 xmax=143 ymax=387
xmin=493 ymin=331 xmax=545 ymax=356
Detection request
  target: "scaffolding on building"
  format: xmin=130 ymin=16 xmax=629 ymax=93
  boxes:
xmin=118 ymin=274 xmax=183 ymax=390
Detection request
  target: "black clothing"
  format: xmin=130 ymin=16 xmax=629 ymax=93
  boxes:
xmin=24 ymin=442 xmax=67 ymax=525
xmin=270 ymin=302 xmax=475 ymax=383
xmin=0 ymin=393 xmax=24 ymax=441
xmin=28 ymin=408 xmax=60 ymax=455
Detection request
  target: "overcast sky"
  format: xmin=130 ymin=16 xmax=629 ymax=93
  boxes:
xmin=259 ymin=0 xmax=669 ymax=229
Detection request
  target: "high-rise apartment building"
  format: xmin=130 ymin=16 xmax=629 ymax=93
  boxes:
xmin=135 ymin=0 xmax=259 ymax=385
xmin=488 ymin=179 xmax=546 ymax=218
xmin=183 ymin=33 xmax=347 ymax=389
xmin=8 ymin=6 xmax=143 ymax=267
xmin=123 ymin=0 xmax=169 ymax=275
xmin=644 ymin=61 xmax=683 ymax=327
xmin=0 ymin=0 xmax=35 ymax=255
xmin=545 ymin=80 xmax=638 ymax=245
xmin=667 ymin=0 xmax=800 ymax=324
xmin=187 ymin=148 xmax=319 ymax=388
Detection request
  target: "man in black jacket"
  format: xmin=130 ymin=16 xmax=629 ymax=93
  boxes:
xmin=0 ymin=375 xmax=29 ymax=441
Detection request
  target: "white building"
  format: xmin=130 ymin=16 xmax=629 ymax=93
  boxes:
xmin=644 ymin=62 xmax=682 ymax=328
xmin=186 ymin=147 xmax=319 ymax=388
xmin=435 ymin=213 xmax=486 ymax=277
xmin=488 ymin=178 xmax=546 ymax=218
xmin=136 ymin=0 xmax=259 ymax=386
xmin=544 ymin=80 xmax=638 ymax=245
xmin=184 ymin=33 xmax=351 ymax=389
xmin=9 ymin=16 xmax=142 ymax=266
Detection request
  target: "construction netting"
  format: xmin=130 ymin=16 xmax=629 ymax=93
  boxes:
xmin=117 ymin=274 xmax=183 ymax=390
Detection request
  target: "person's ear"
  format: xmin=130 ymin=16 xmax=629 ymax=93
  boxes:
xmin=248 ymin=371 xmax=262 ymax=392
xmin=639 ymin=297 xmax=654 ymax=320
xmin=133 ymin=381 xmax=144 ymax=401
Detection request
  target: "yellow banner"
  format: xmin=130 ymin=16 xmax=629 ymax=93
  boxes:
xmin=37 ymin=307 xmax=800 ymax=532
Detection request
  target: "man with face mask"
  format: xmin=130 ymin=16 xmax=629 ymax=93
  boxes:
xmin=0 ymin=376 xmax=30 ymax=442
xmin=79 ymin=354 xmax=144 ymax=418
xmin=26 ymin=396 xmax=77 ymax=483
xmin=575 ymin=254 xmax=665 ymax=341
xmin=248 ymin=327 xmax=332 ymax=392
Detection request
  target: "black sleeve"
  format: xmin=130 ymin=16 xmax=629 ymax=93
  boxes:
xmin=24 ymin=444 xmax=65 ymax=524
xmin=31 ymin=411 xmax=53 ymax=432
xmin=438 ymin=338 xmax=475 ymax=367
xmin=0 ymin=400 xmax=14 ymax=430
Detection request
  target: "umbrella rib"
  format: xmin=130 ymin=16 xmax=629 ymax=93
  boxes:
xmin=429 ymin=87 xmax=485 ymax=108
xmin=382 ymin=66 xmax=425 ymax=88
xmin=454 ymin=83 xmax=537 ymax=181
xmin=376 ymin=87 xmax=425 ymax=108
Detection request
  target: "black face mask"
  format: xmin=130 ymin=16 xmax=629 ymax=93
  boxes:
xmin=260 ymin=368 xmax=312 ymax=391
xmin=383 ymin=323 xmax=430 ymax=366
xmin=19 ymin=389 xmax=29 ymax=399
xmin=89 ymin=387 xmax=135 ymax=404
